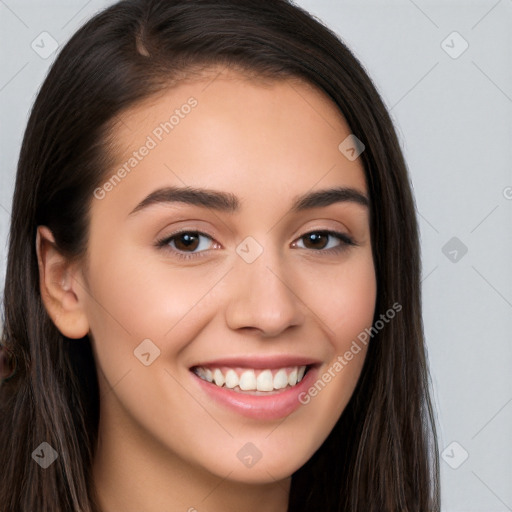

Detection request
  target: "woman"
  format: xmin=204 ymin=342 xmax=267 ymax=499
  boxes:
xmin=0 ymin=0 xmax=440 ymax=510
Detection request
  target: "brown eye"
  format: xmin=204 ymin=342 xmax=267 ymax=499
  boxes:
xmin=156 ymin=231 xmax=216 ymax=260
xmin=302 ymin=232 xmax=329 ymax=250
xmin=173 ymin=232 xmax=200 ymax=251
xmin=294 ymin=230 xmax=355 ymax=253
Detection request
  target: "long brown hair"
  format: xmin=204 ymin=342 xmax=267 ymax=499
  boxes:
xmin=0 ymin=1 xmax=440 ymax=510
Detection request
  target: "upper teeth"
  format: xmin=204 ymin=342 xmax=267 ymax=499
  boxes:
xmin=194 ymin=366 xmax=307 ymax=392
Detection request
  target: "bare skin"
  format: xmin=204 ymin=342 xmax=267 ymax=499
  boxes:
xmin=36 ymin=67 xmax=376 ymax=512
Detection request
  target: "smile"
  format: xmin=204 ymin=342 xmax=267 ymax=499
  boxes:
xmin=189 ymin=356 xmax=320 ymax=419
xmin=192 ymin=365 xmax=308 ymax=393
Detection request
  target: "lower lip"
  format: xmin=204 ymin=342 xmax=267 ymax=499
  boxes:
xmin=190 ymin=366 xmax=319 ymax=420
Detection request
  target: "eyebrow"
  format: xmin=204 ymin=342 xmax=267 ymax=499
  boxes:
xmin=128 ymin=185 xmax=369 ymax=216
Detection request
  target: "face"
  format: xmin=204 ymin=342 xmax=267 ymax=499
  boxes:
xmin=78 ymin=68 xmax=376 ymax=484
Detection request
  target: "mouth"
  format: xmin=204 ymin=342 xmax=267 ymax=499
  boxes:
xmin=188 ymin=356 xmax=321 ymax=420
xmin=191 ymin=365 xmax=311 ymax=395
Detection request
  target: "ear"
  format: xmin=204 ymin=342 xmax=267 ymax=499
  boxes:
xmin=35 ymin=226 xmax=90 ymax=339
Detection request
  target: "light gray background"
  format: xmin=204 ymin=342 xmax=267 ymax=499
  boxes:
xmin=1 ymin=1 xmax=511 ymax=510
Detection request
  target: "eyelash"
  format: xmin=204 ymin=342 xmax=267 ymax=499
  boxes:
xmin=155 ymin=229 xmax=357 ymax=261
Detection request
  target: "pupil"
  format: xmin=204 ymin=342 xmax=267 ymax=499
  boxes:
xmin=176 ymin=233 xmax=199 ymax=251
xmin=305 ymin=232 xmax=326 ymax=249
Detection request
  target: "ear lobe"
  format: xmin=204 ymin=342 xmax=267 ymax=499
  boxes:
xmin=35 ymin=226 xmax=90 ymax=339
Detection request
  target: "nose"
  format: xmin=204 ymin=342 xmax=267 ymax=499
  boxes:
xmin=224 ymin=246 xmax=305 ymax=338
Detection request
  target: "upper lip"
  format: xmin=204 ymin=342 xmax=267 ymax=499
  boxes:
xmin=190 ymin=355 xmax=322 ymax=370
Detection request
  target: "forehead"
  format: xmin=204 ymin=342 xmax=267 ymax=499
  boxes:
xmin=94 ymin=68 xmax=368 ymax=218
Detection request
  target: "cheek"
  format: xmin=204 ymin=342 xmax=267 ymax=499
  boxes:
xmin=302 ymin=251 xmax=377 ymax=342
xmin=319 ymin=254 xmax=376 ymax=397
xmin=83 ymin=241 xmax=224 ymax=346
xmin=81 ymin=243 xmax=221 ymax=407
xmin=330 ymin=264 xmax=376 ymax=347
xmin=283 ymin=252 xmax=376 ymax=454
